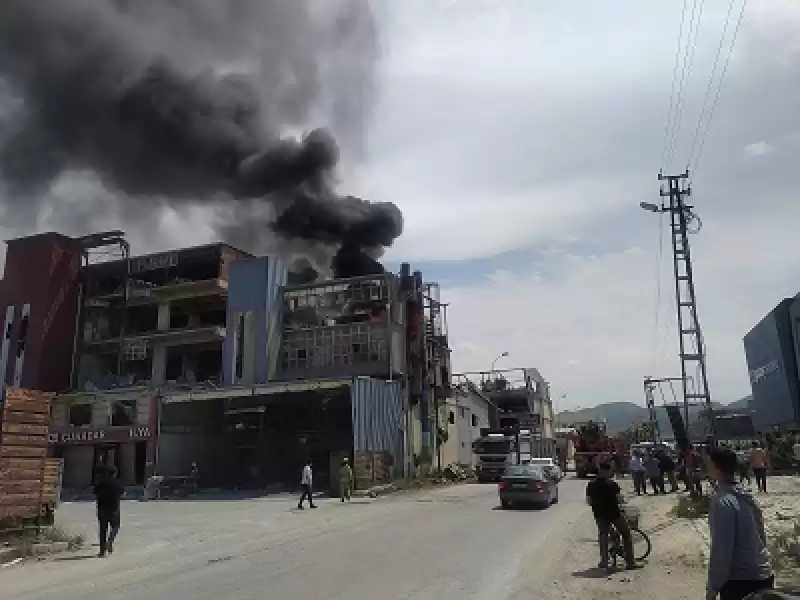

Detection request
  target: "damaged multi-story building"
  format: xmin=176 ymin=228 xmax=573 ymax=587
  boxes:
xmin=0 ymin=230 xmax=452 ymax=491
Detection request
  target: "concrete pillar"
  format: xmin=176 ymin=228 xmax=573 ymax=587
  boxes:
xmin=151 ymin=302 xmax=170 ymax=384
xmin=156 ymin=302 xmax=170 ymax=331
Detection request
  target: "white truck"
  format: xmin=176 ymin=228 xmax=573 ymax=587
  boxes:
xmin=473 ymin=428 xmax=538 ymax=482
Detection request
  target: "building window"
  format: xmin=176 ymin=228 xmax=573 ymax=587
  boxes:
xmin=111 ymin=399 xmax=137 ymax=427
xmin=459 ymin=407 xmax=466 ymax=419
xmin=471 ymin=414 xmax=478 ymax=427
xmin=235 ymin=313 xmax=246 ymax=381
xmin=68 ymin=403 xmax=92 ymax=427
xmin=448 ymin=411 xmax=455 ymax=425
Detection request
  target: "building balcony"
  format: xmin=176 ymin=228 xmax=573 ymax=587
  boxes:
xmin=282 ymin=321 xmax=406 ymax=381
xmin=83 ymin=325 xmax=226 ymax=353
xmin=86 ymin=278 xmax=228 ymax=307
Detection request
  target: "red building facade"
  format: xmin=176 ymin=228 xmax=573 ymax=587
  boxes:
xmin=0 ymin=233 xmax=83 ymax=395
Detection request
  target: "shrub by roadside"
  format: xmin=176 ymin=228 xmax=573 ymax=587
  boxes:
xmin=669 ymin=494 xmax=711 ymax=519
xmin=0 ymin=524 xmax=84 ymax=564
xmin=666 ymin=476 xmax=800 ymax=587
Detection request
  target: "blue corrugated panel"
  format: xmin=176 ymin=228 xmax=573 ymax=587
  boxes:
xmin=350 ymin=377 xmax=403 ymax=459
xmin=266 ymin=257 xmax=287 ymax=381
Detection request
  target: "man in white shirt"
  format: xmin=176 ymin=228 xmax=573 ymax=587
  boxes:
xmin=629 ymin=452 xmax=646 ymax=496
xmin=298 ymin=460 xmax=317 ymax=509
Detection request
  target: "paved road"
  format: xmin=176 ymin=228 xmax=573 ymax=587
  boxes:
xmin=2 ymin=479 xmax=588 ymax=600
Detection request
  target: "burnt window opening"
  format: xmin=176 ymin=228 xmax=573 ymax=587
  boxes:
xmin=68 ymin=403 xmax=92 ymax=427
xmin=169 ymin=312 xmax=190 ymax=329
xmin=111 ymin=399 xmax=137 ymax=427
xmin=165 ymin=352 xmax=184 ymax=381
xmin=448 ymin=411 xmax=455 ymax=425
xmin=199 ymin=309 xmax=226 ymax=327
xmin=472 ymin=414 xmax=478 ymax=427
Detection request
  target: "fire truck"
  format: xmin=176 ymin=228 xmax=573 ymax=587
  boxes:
xmin=571 ymin=421 xmax=629 ymax=478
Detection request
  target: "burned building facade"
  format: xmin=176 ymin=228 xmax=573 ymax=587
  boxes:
xmin=2 ymin=231 xmax=450 ymax=490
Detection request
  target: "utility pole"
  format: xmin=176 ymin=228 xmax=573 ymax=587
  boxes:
xmin=641 ymin=171 xmax=714 ymax=445
xmin=642 ymin=377 xmax=662 ymax=443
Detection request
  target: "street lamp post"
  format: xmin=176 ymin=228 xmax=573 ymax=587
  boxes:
xmin=490 ymin=351 xmax=509 ymax=375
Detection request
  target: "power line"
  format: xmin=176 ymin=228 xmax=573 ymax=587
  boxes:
xmin=649 ymin=210 xmax=666 ymax=374
xmin=691 ymin=0 xmax=749 ymax=176
xmin=666 ymin=0 xmax=701 ymax=168
xmin=660 ymin=0 xmax=690 ymax=169
xmin=686 ymin=0 xmax=738 ymax=168
xmin=666 ymin=0 xmax=707 ymax=170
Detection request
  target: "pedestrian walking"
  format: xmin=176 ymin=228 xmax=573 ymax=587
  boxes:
xmin=749 ymin=442 xmax=769 ymax=493
xmin=338 ymin=457 xmax=353 ymax=502
xmin=645 ymin=452 xmax=664 ymax=494
xmin=706 ymin=447 xmax=773 ymax=600
xmin=585 ymin=462 xmax=640 ymax=573
xmin=629 ymin=452 xmax=647 ymax=496
xmin=297 ymin=459 xmax=317 ymax=509
xmin=190 ymin=461 xmax=200 ymax=494
xmin=93 ymin=465 xmax=124 ymax=558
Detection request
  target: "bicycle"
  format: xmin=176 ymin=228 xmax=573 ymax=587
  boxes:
xmin=608 ymin=506 xmax=652 ymax=570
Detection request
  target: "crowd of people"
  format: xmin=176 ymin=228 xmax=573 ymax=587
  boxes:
xmin=587 ymin=445 xmax=779 ymax=600
xmin=626 ymin=441 xmax=771 ymax=498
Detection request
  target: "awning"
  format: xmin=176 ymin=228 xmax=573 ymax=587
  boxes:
xmin=161 ymin=379 xmax=352 ymax=404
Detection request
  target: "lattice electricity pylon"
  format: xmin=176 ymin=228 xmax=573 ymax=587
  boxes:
xmin=642 ymin=171 xmax=715 ymax=441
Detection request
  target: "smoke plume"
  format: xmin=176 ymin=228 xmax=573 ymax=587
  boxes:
xmin=0 ymin=0 xmax=401 ymax=276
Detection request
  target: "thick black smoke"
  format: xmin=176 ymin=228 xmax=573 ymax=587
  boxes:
xmin=0 ymin=0 xmax=402 ymax=274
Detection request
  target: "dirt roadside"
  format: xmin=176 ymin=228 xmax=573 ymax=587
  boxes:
xmin=512 ymin=475 xmax=800 ymax=600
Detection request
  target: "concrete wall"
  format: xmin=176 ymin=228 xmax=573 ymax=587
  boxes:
xmin=744 ymin=298 xmax=800 ymax=429
xmin=438 ymin=390 xmax=491 ymax=468
xmin=223 ymin=257 xmax=287 ymax=386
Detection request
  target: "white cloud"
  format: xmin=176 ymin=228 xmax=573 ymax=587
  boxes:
xmin=4 ymin=0 xmax=800 ymax=415
xmin=444 ymin=204 xmax=800 ymax=411
xmin=743 ymin=142 xmax=773 ymax=157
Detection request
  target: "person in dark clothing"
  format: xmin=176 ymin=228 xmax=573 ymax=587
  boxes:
xmin=586 ymin=462 xmax=640 ymax=572
xmin=645 ymin=453 xmax=665 ymax=494
xmin=686 ymin=450 xmax=704 ymax=497
xmin=659 ymin=452 xmax=678 ymax=492
xmin=93 ymin=466 xmax=124 ymax=558
xmin=736 ymin=450 xmax=751 ymax=486
xmin=706 ymin=447 xmax=773 ymax=600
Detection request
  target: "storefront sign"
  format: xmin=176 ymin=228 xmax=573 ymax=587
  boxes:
xmin=49 ymin=426 xmax=152 ymax=445
xmin=130 ymin=252 xmax=178 ymax=274
xmin=749 ymin=358 xmax=780 ymax=385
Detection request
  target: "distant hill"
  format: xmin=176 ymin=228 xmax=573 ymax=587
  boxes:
xmin=557 ymin=395 xmax=752 ymax=437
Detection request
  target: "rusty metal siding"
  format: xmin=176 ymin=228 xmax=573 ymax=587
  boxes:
xmin=1 ymin=233 xmax=83 ymax=392
xmin=350 ymin=377 xmax=403 ymax=458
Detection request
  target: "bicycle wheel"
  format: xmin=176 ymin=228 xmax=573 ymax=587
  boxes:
xmin=630 ymin=527 xmax=652 ymax=561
